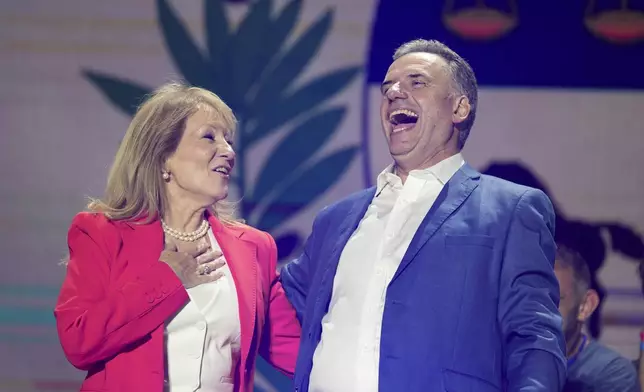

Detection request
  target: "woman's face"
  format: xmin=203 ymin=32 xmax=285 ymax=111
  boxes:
xmin=164 ymin=106 xmax=235 ymax=209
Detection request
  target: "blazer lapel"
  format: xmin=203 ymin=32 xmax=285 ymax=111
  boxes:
xmin=317 ymin=188 xmax=376 ymax=310
xmin=390 ymin=164 xmax=480 ymax=283
xmin=208 ymin=215 xmax=257 ymax=368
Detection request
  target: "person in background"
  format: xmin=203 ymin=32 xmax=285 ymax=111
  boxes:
xmin=555 ymin=244 xmax=639 ymax=392
xmin=280 ymin=39 xmax=565 ymax=392
xmin=638 ymin=330 xmax=644 ymax=392
xmin=636 ymin=261 xmax=644 ymax=391
xmin=54 ymin=82 xmax=300 ymax=392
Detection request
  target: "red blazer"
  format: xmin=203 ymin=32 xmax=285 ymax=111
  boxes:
xmin=54 ymin=211 xmax=300 ymax=392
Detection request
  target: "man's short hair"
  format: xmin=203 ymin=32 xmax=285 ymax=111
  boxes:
xmin=556 ymin=244 xmax=592 ymax=299
xmin=393 ymin=39 xmax=478 ymax=148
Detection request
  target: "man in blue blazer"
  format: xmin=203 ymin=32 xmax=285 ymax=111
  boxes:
xmin=280 ymin=39 xmax=566 ymax=391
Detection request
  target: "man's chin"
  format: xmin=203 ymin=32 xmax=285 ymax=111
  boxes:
xmin=389 ymin=145 xmax=413 ymax=159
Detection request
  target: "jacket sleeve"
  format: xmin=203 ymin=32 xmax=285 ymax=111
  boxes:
xmin=258 ymin=232 xmax=301 ymax=377
xmin=279 ymin=210 xmax=325 ymax=325
xmin=498 ymin=190 xmax=567 ymax=391
xmin=54 ymin=213 xmax=189 ymax=370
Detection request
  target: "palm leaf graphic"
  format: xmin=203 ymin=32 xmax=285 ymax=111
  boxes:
xmin=249 ymin=8 xmax=332 ymax=115
xmin=246 ymin=66 xmax=360 ymax=146
xmin=251 ymin=107 xmax=346 ymax=213
xmin=83 ymin=71 xmax=152 ymax=116
xmin=82 ymin=1 xmax=361 ymax=389
xmin=255 ymin=146 xmax=359 ymax=232
xmin=83 ymin=0 xmax=360 ymax=254
xmin=157 ymin=0 xmax=214 ymax=90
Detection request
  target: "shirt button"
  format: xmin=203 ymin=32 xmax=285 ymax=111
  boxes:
xmin=196 ymin=321 xmax=206 ymax=330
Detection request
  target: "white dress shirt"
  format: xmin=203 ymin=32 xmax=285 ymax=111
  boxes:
xmin=164 ymin=228 xmax=242 ymax=392
xmin=308 ymin=153 xmax=465 ymax=392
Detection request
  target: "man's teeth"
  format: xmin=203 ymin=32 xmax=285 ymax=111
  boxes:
xmin=214 ymin=167 xmax=229 ymax=174
xmin=393 ymin=125 xmax=410 ymax=133
xmin=389 ymin=109 xmax=418 ymax=121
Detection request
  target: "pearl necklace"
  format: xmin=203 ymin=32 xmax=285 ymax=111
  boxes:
xmin=161 ymin=219 xmax=209 ymax=242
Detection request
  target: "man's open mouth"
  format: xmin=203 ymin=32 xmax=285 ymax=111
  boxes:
xmin=389 ymin=109 xmax=418 ymax=132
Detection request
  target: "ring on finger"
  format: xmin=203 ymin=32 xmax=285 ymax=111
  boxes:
xmin=202 ymin=265 xmax=212 ymax=275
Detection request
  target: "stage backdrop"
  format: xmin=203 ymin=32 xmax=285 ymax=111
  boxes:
xmin=1 ymin=0 xmax=643 ymax=391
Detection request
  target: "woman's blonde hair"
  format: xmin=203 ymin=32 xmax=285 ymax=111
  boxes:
xmin=88 ymin=81 xmax=241 ymax=225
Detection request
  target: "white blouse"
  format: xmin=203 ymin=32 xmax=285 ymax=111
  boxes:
xmin=164 ymin=228 xmax=242 ymax=392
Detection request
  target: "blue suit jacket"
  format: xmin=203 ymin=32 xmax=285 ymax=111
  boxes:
xmin=281 ymin=164 xmax=566 ymax=392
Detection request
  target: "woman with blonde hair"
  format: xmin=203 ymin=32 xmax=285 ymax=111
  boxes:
xmin=54 ymin=82 xmax=300 ymax=392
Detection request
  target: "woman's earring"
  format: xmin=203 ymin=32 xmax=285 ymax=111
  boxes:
xmin=162 ymin=171 xmax=170 ymax=182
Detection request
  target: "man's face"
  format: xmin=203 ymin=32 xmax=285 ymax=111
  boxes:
xmin=379 ymin=52 xmax=465 ymax=172
xmin=555 ymin=263 xmax=582 ymax=341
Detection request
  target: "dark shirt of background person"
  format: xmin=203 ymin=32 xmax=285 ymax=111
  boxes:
xmin=555 ymin=244 xmax=639 ymax=392
xmin=633 ymin=263 xmax=644 ymax=390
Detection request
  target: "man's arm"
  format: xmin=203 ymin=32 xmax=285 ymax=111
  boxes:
xmin=498 ymin=189 xmax=567 ymax=391
xmin=279 ymin=209 xmax=326 ymax=324
xmin=259 ymin=232 xmax=300 ymax=377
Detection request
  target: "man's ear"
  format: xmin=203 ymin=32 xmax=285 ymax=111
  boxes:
xmin=453 ymin=95 xmax=470 ymax=126
xmin=577 ymin=289 xmax=600 ymax=322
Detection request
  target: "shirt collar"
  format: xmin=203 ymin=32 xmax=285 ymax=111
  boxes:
xmin=376 ymin=153 xmax=465 ymax=194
